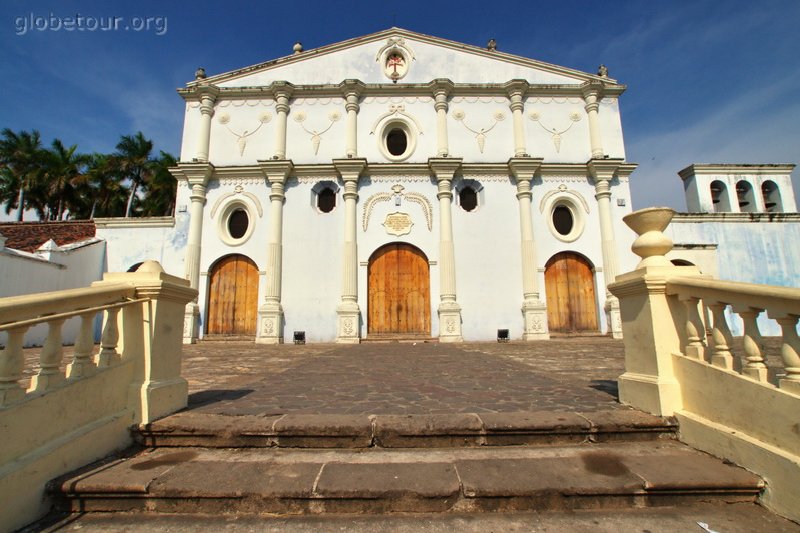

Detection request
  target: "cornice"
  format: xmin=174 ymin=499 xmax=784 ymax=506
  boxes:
xmin=93 ymin=217 xmax=176 ymax=229
xmin=678 ymin=163 xmax=796 ymax=180
xmin=672 ymin=212 xmax=800 ymax=223
xmin=178 ymin=81 xmax=626 ymax=102
xmin=184 ymin=27 xmax=620 ymax=90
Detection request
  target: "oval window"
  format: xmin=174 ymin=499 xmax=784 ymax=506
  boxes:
xmin=318 ymin=187 xmax=336 ymax=213
xmin=459 ymin=187 xmax=478 ymax=212
xmin=552 ymin=205 xmax=573 ymax=236
xmin=386 ymin=128 xmax=407 ymax=156
xmin=228 ymin=209 xmax=249 ymax=239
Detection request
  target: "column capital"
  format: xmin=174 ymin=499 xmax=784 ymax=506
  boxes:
xmin=333 ymin=158 xmax=367 ymax=181
xmin=428 ymin=157 xmax=463 ymax=180
xmin=257 ymin=159 xmax=294 ymax=183
xmin=195 ymin=84 xmax=220 ymax=100
xmin=339 ymin=79 xmax=366 ymax=99
xmin=508 ymin=157 xmax=544 ymax=181
xmin=587 ymin=158 xmax=625 ymax=182
xmin=171 ymin=161 xmax=214 ymax=187
xmin=269 ymin=81 xmax=295 ymax=100
xmin=428 ymin=78 xmax=455 ymax=98
xmin=580 ymin=80 xmax=604 ymax=100
xmin=503 ymin=79 xmax=530 ymax=99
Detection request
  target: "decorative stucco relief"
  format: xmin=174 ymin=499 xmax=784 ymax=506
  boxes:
xmin=363 ymin=184 xmax=433 ymax=232
xmin=538 ymin=184 xmax=590 ymax=214
xmin=528 ymin=110 xmax=582 ymax=153
xmin=218 ymin=112 xmax=272 ymax=156
xmin=541 ymin=176 xmax=590 ymax=183
xmin=293 ymin=110 xmax=341 ymax=155
xmin=382 ymin=212 xmax=414 ymax=236
xmin=364 ymin=96 xmax=432 ymax=104
xmin=217 ymin=100 xmax=275 ymax=108
xmin=370 ymin=105 xmax=424 ymax=135
xmin=452 ymin=109 xmax=506 ymax=153
xmin=216 ymin=177 xmax=265 ymax=186
xmin=375 ymin=37 xmax=415 ymax=82
xmin=461 ymin=174 xmax=510 ymax=183
xmin=527 ymin=97 xmax=583 ymax=105
xmin=296 ymin=175 xmax=339 ymax=184
xmin=450 ymin=96 xmax=508 ymax=104
xmin=292 ymin=98 xmax=344 ymax=106
xmin=210 ymin=186 xmax=264 ymax=219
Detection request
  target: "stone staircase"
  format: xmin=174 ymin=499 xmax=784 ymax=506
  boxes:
xmin=51 ymin=409 xmax=765 ymax=519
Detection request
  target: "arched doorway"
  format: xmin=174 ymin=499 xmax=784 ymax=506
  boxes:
xmin=368 ymin=243 xmax=431 ymax=335
xmin=544 ymin=252 xmax=598 ymax=333
xmin=206 ymin=254 xmax=259 ymax=335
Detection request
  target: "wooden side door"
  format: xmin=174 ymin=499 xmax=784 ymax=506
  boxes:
xmin=545 ymin=252 xmax=598 ymax=333
xmin=207 ymin=255 xmax=259 ymax=335
xmin=368 ymin=244 xmax=430 ymax=335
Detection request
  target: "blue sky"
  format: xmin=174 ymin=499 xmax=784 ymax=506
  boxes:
xmin=2 ymin=0 xmax=798 ymax=215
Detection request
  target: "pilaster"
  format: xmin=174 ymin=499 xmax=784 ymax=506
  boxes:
xmin=504 ymin=80 xmax=529 ymax=157
xmin=334 ymin=158 xmax=368 ymax=343
xmin=256 ymin=159 xmax=293 ymax=344
xmin=509 ymin=157 xmax=549 ymax=340
xmin=581 ymin=81 xmax=605 ymax=158
xmin=429 ymin=157 xmax=464 ymax=342
xmin=429 ymin=79 xmax=454 ymax=157
xmin=170 ymin=162 xmax=214 ymax=344
xmin=340 ymin=80 xmax=366 ymax=158
xmin=194 ymin=85 xmax=219 ymax=162
xmin=270 ymin=82 xmax=294 ymax=159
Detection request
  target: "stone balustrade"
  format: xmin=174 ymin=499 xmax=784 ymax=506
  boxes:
xmin=0 ymin=261 xmax=197 ymax=532
xmin=609 ymin=207 xmax=800 ymax=522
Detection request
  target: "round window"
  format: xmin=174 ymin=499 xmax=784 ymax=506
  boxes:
xmin=228 ymin=209 xmax=249 ymax=239
xmin=552 ymin=205 xmax=573 ymax=235
xmin=386 ymin=128 xmax=407 ymax=156
xmin=378 ymin=120 xmax=416 ymax=162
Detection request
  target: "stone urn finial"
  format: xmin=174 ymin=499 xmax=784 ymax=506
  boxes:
xmin=623 ymin=207 xmax=675 ymax=268
xmin=195 ymin=67 xmax=206 ymax=80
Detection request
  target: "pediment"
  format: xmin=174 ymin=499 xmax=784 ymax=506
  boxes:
xmin=193 ymin=28 xmax=612 ymax=89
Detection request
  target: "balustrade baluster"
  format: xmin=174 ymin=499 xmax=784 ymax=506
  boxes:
xmin=96 ymin=308 xmax=121 ymax=367
xmin=775 ymin=315 xmax=800 ymax=394
xmin=737 ymin=307 xmax=767 ymax=382
xmin=0 ymin=327 xmax=28 ymax=406
xmin=30 ymin=318 xmax=66 ymax=392
xmin=708 ymin=302 xmax=734 ymax=370
xmin=682 ymin=296 xmax=705 ymax=359
xmin=66 ymin=312 xmax=98 ymax=379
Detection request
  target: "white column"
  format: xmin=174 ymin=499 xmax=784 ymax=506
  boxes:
xmin=340 ymin=80 xmax=364 ymax=158
xmin=505 ymin=80 xmax=529 ymax=157
xmin=430 ymin=79 xmax=454 ymax=157
xmin=256 ymin=160 xmax=293 ymax=344
xmin=172 ymin=162 xmax=214 ymax=344
xmin=194 ymin=86 xmax=218 ymax=162
xmin=430 ymin=158 xmax=464 ymax=342
xmin=509 ymin=158 xmax=549 ymax=340
xmin=271 ymin=82 xmax=294 ymax=159
xmin=582 ymin=82 xmax=604 ymax=158
xmin=334 ymin=158 xmax=367 ymax=343
xmin=589 ymin=159 xmax=624 ymax=338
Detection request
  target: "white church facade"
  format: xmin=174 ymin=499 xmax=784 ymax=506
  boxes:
xmin=101 ymin=27 xmax=644 ymax=344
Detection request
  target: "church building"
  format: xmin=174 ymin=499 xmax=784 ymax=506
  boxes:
xmin=97 ymin=28 xmax=641 ymax=344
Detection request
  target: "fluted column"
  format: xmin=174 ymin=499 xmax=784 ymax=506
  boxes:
xmin=582 ymin=82 xmax=604 ymax=158
xmin=430 ymin=79 xmax=454 ymax=157
xmin=256 ymin=160 xmax=293 ymax=343
xmin=172 ymin=162 xmax=214 ymax=344
xmin=195 ymin=86 xmax=219 ymax=162
xmin=429 ymin=158 xmax=464 ymax=342
xmin=340 ymin=80 xmax=365 ymax=158
xmin=334 ymin=158 xmax=367 ymax=343
xmin=505 ymin=80 xmax=529 ymax=157
xmin=271 ymin=82 xmax=294 ymax=159
xmin=509 ymin=158 xmax=549 ymax=340
xmin=589 ymin=159 xmax=624 ymax=338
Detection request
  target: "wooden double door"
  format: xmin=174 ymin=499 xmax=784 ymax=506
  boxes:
xmin=206 ymin=254 xmax=258 ymax=335
xmin=368 ymin=243 xmax=431 ymax=335
xmin=544 ymin=252 xmax=598 ymax=333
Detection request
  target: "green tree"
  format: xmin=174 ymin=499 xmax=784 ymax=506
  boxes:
xmin=40 ymin=139 xmax=89 ymax=220
xmin=0 ymin=129 xmax=45 ymax=221
xmin=140 ymin=151 xmax=177 ymax=217
xmin=112 ymin=132 xmax=156 ymax=218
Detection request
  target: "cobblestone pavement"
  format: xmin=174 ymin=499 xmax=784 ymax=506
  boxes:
xmin=180 ymin=338 xmax=629 ymax=415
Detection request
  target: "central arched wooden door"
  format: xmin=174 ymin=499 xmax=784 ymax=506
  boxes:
xmin=368 ymin=243 xmax=430 ymax=335
xmin=544 ymin=252 xmax=598 ymax=333
xmin=206 ymin=254 xmax=259 ymax=335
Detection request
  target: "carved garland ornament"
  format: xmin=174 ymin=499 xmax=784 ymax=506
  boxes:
xmin=218 ymin=112 xmax=272 ymax=156
xmin=293 ymin=110 xmax=341 ymax=155
xmin=451 ymin=109 xmax=506 ymax=153
xmin=528 ymin=110 xmax=582 ymax=153
xmin=362 ymin=184 xmax=433 ymax=232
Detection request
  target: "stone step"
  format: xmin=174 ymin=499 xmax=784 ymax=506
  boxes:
xmin=136 ymin=410 xmax=678 ymax=449
xmin=53 ymin=441 xmax=763 ymax=516
xmin=360 ymin=334 xmax=439 ymax=343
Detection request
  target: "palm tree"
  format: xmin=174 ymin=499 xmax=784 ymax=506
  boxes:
xmin=0 ymin=129 xmax=45 ymax=221
xmin=72 ymin=153 xmax=129 ymax=219
xmin=112 ymin=132 xmax=156 ymax=218
xmin=140 ymin=151 xmax=177 ymax=216
xmin=40 ymin=139 xmax=89 ymax=220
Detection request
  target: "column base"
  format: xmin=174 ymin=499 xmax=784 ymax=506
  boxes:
xmin=522 ymin=299 xmax=550 ymax=340
xmin=183 ymin=303 xmax=199 ymax=345
xmin=336 ymin=302 xmax=361 ymax=344
xmin=618 ymin=371 xmax=681 ymax=416
xmin=136 ymin=377 xmax=189 ymax=424
xmin=605 ymin=297 xmax=623 ymax=339
xmin=438 ymin=301 xmax=463 ymax=343
xmin=256 ymin=303 xmax=283 ymax=344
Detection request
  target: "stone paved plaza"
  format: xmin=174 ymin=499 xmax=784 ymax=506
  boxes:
xmin=180 ymin=338 xmax=628 ymax=415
